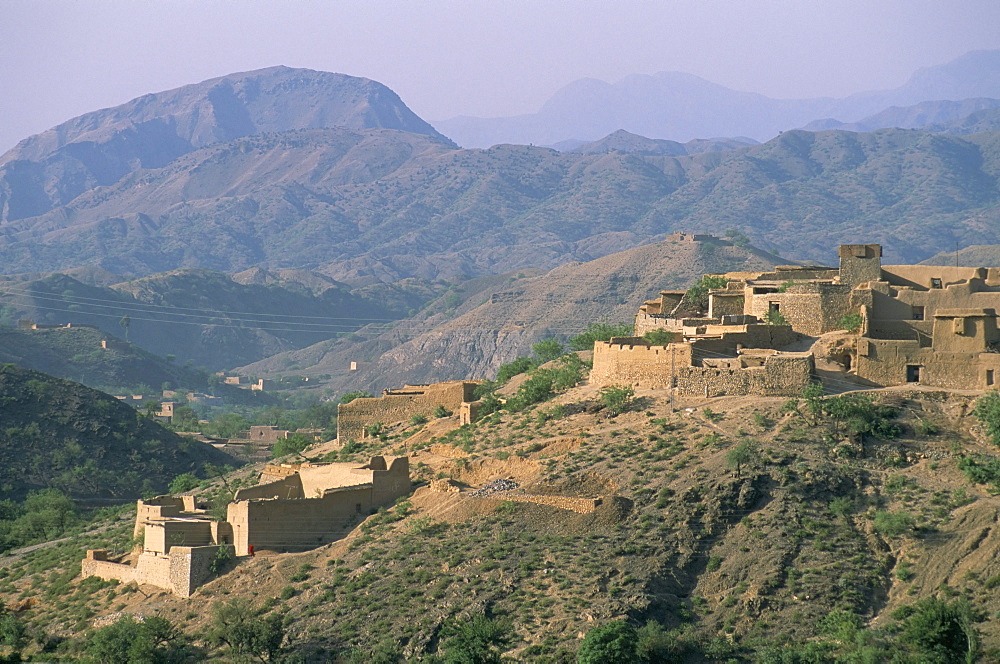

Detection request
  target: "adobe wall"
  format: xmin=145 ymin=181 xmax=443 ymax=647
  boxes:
xmin=134 ymin=497 xmax=186 ymax=537
xmin=745 ymin=283 xmax=853 ymax=336
xmin=675 ymin=354 xmax=813 ymax=397
xmin=83 ymin=546 xmax=229 ymax=598
xmin=504 ymin=494 xmax=601 ymax=513
xmin=881 ymin=265 xmax=999 ymax=290
xmin=869 ymin=279 xmax=1000 ymax=322
xmin=635 ymin=314 xmax=685 ymax=336
xmin=931 ymin=311 xmax=1000 ymax=353
xmin=857 ymin=339 xmax=1000 ymax=389
xmin=337 ymin=381 xmax=479 ymax=442
xmin=228 ymin=486 xmax=372 ymax=555
xmin=233 ymin=474 xmax=303 ymax=501
xmin=371 ymin=457 xmax=410 ymax=506
xmin=590 ymin=341 xmax=693 ymax=389
xmin=144 ymin=520 xmax=213 ymax=554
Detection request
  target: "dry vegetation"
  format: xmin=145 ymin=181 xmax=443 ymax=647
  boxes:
xmin=3 ymin=382 xmax=1000 ymax=662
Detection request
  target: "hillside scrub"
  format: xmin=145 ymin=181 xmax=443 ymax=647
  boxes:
xmin=2 ymin=387 xmax=999 ymax=661
xmin=568 ymin=322 xmax=634 ymax=351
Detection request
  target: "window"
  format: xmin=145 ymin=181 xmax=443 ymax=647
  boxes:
xmin=906 ymin=365 xmax=921 ymax=383
xmin=769 ymin=302 xmax=780 ymax=312
xmin=912 ymin=306 xmax=924 ymax=321
xmin=930 ymin=278 xmax=942 ymax=289
xmin=987 ymin=370 xmax=995 ymax=387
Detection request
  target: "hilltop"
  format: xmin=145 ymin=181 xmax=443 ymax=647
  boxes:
xmin=0 ymin=364 xmax=237 ymax=501
xmin=0 ymin=66 xmax=451 ymax=223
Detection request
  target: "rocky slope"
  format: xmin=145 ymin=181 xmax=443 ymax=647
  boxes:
xmin=3 ymin=381 xmax=999 ymax=662
xmin=239 ymin=235 xmax=788 ymax=393
xmin=0 ymin=66 xmax=451 ymax=223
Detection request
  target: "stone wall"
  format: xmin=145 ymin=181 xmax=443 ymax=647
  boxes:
xmin=745 ymin=283 xmax=852 ymax=336
xmin=590 ymin=341 xmax=693 ymax=389
xmin=505 ymin=494 xmax=601 ymax=513
xmin=82 ymin=546 xmax=229 ymax=598
xmin=337 ymin=381 xmax=479 ymax=441
xmin=675 ymin=353 xmax=813 ymax=397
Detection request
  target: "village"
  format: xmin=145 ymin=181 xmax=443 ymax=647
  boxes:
xmin=78 ymin=239 xmax=1000 ymax=597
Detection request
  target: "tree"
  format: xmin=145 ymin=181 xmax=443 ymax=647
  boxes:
xmin=168 ymin=473 xmax=200 ymax=494
xmin=685 ymin=275 xmax=729 ymax=310
xmin=643 ymin=329 xmax=676 ymax=345
xmin=495 ymin=356 xmax=539 ymax=384
xmin=85 ymin=615 xmax=186 ymax=664
xmin=270 ymin=433 xmax=311 ymax=459
xmin=972 ymin=390 xmax=1000 ymax=446
xmin=764 ymin=308 xmax=788 ymax=326
xmin=118 ymin=315 xmax=131 ymax=342
xmin=726 ymin=440 xmax=756 ymax=478
xmin=578 ymin=620 xmax=638 ymax=664
xmin=209 ymin=598 xmax=284 ymax=663
xmin=339 ymin=390 xmax=373 ymax=405
xmin=598 ymin=385 xmax=635 ymax=417
xmin=440 ymin=614 xmax=511 ymax=664
xmin=532 ymin=338 xmax=565 ymax=363
xmin=897 ymin=597 xmax=979 ymax=664
xmin=568 ymin=322 xmax=634 ymax=351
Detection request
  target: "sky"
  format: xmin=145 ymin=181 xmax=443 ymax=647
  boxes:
xmin=3 ymin=0 xmax=1000 ymax=153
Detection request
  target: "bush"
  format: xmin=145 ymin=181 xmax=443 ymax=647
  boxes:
xmin=578 ymin=620 xmax=638 ymax=664
xmin=532 ymin=338 xmax=565 ymax=363
xmin=972 ymin=390 xmax=1000 ymax=446
xmin=873 ymin=510 xmax=915 ymax=537
xmin=433 ymin=405 xmax=452 ymax=418
xmin=568 ymin=322 xmax=634 ymax=351
xmin=839 ymin=313 xmax=864 ymax=333
xmin=85 ymin=615 xmax=186 ymax=664
xmin=957 ymin=455 xmax=1000 ymax=492
xmin=764 ymin=308 xmax=788 ymax=326
xmin=496 ymin=356 xmax=539 ymax=384
xmin=599 ymin=385 xmax=635 ymax=417
xmin=410 ymin=413 xmax=428 ymax=426
xmin=209 ymin=598 xmax=284 ymax=663
xmin=440 ymin=614 xmax=511 ymax=664
xmin=685 ymin=275 xmax=729 ymax=309
xmin=169 ymin=473 xmax=200 ymax=494
xmin=896 ymin=597 xmax=979 ymax=664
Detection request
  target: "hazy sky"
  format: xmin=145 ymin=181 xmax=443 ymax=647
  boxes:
xmin=3 ymin=0 xmax=1000 ymax=153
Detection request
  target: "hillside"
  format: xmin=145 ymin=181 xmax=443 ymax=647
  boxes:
xmin=2 ymin=122 xmax=1000 ymax=279
xmin=239 ymin=235 xmax=788 ymax=393
xmin=0 ymin=267 xmax=431 ymax=370
xmin=0 ymin=66 xmax=451 ymax=223
xmin=0 ymin=364 xmax=236 ymax=501
xmin=0 ymin=326 xmax=268 ymax=402
xmin=3 ymin=381 xmax=1000 ymax=661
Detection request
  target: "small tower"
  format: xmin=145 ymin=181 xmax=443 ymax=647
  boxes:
xmin=838 ymin=244 xmax=882 ymax=288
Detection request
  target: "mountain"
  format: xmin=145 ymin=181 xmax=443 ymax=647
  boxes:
xmin=4 ymin=123 xmax=999 ymax=280
xmin=238 ymin=235 xmax=788 ymax=393
xmin=0 ymin=267 xmax=433 ymax=370
xmin=433 ymin=50 xmax=1000 ymax=147
xmin=569 ymin=130 xmax=758 ymax=156
xmin=800 ymin=98 xmax=1000 ymax=133
xmin=0 ymin=66 xmax=452 ymax=223
xmin=0 ymin=364 xmax=237 ymax=500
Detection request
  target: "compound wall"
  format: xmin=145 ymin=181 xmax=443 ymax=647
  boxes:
xmin=337 ymin=381 xmax=479 ymax=441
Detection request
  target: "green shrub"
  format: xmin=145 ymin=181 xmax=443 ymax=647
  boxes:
xmin=578 ymin=620 xmax=638 ymax=664
xmin=642 ymin=329 xmax=676 ymax=345
xmin=532 ymin=338 xmax=565 ymax=362
xmin=685 ymin=275 xmax=729 ymax=309
xmin=340 ymin=390 xmax=373 ymax=404
xmin=410 ymin=413 xmax=429 ymax=425
xmin=496 ymin=356 xmax=539 ymax=384
xmin=568 ymin=322 xmax=634 ymax=351
xmin=433 ymin=405 xmax=452 ymax=418
xmin=873 ymin=510 xmax=915 ymax=537
xmin=598 ymin=385 xmax=635 ymax=417
xmin=973 ymin=390 xmax=1000 ymax=446
xmin=839 ymin=313 xmax=864 ymax=333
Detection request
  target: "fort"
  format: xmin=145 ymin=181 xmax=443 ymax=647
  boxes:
xmin=598 ymin=241 xmax=1000 ymax=394
xmin=82 ymin=455 xmax=410 ymax=597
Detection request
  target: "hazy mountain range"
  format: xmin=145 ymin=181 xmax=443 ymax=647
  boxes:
xmin=1 ymin=53 xmax=1000 ymax=388
xmin=434 ymin=50 xmax=1000 ymax=147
